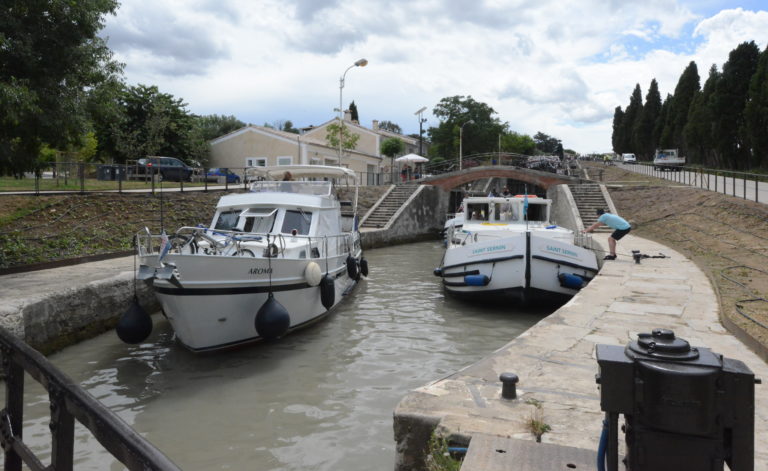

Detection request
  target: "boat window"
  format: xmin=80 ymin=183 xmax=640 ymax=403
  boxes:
xmin=240 ymin=208 xmax=276 ymax=233
xmin=214 ymin=210 xmax=242 ymax=230
xmin=495 ymin=203 xmax=519 ymax=222
xmin=527 ymin=204 xmax=548 ymax=222
xmin=467 ymin=203 xmax=488 ymax=221
xmin=281 ymin=209 xmax=312 ymax=235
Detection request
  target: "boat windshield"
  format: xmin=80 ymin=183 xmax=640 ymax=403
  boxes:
xmin=281 ymin=209 xmax=312 ymax=235
xmin=493 ymin=202 xmax=520 ymax=222
xmin=251 ymin=181 xmax=332 ymax=196
xmin=214 ymin=210 xmax=242 ymax=230
xmin=240 ymin=208 xmax=277 ymax=233
xmin=467 ymin=203 xmax=489 ymax=221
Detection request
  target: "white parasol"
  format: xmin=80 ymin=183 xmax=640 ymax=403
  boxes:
xmin=395 ymin=153 xmax=429 ymax=163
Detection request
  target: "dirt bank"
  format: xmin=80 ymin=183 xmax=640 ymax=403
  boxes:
xmin=583 ymin=162 xmax=768 ymax=358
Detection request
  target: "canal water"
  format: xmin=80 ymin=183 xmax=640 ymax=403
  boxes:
xmin=17 ymin=241 xmax=549 ymax=470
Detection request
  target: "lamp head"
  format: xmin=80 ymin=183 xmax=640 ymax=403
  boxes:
xmin=355 ymin=58 xmax=368 ymax=67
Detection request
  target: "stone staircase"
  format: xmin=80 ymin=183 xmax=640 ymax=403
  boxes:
xmin=360 ymin=184 xmax=420 ymax=229
xmin=569 ymin=183 xmax=612 ymax=231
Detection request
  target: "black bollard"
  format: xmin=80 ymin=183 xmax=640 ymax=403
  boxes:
xmin=500 ymin=372 xmax=519 ymax=399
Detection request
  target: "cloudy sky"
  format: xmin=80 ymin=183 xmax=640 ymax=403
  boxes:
xmin=101 ymin=1 xmax=768 ymax=154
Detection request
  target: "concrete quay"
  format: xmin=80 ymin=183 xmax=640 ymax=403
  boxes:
xmin=394 ymin=232 xmax=768 ymax=470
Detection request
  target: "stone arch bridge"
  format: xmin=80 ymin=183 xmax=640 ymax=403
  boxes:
xmin=420 ymin=166 xmax=585 ymax=191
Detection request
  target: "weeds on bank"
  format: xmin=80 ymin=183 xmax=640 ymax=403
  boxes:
xmin=425 ymin=433 xmax=463 ymax=471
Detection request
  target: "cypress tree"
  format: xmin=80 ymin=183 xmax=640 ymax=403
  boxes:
xmin=710 ymin=41 xmax=760 ymax=169
xmin=654 ymin=94 xmax=672 ymax=150
xmin=684 ymin=65 xmax=720 ymax=166
xmin=741 ymin=43 xmax=768 ymax=169
xmin=622 ymin=85 xmax=643 ymax=154
xmin=611 ymin=106 xmax=624 ymax=153
xmin=670 ymin=61 xmax=700 ymax=156
xmin=634 ymin=79 xmax=662 ymax=160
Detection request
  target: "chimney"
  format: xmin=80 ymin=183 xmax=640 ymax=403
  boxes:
xmin=372 ymin=120 xmax=379 ymax=131
xmin=344 ymin=110 xmax=352 ymax=121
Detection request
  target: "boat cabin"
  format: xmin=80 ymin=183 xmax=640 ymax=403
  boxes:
xmin=464 ymin=196 xmax=550 ymax=224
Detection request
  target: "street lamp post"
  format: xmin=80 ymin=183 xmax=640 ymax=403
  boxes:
xmin=459 ymin=119 xmax=474 ymax=170
xmin=414 ymin=106 xmax=427 ymax=156
xmin=338 ymin=58 xmax=368 ymax=167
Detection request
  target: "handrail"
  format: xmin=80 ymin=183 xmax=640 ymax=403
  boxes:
xmin=0 ymin=327 xmax=181 ymax=471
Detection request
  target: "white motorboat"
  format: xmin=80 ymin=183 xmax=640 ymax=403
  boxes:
xmin=130 ymin=165 xmax=366 ymax=352
xmin=435 ymin=194 xmax=598 ymax=303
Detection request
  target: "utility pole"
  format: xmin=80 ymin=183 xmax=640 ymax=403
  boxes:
xmin=414 ymin=106 xmax=427 ymax=156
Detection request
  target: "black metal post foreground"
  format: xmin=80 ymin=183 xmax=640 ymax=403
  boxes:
xmin=499 ymin=372 xmax=519 ymax=399
xmin=0 ymin=327 xmax=181 ymax=471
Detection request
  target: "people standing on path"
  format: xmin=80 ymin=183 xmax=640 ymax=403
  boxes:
xmin=583 ymin=209 xmax=631 ymax=260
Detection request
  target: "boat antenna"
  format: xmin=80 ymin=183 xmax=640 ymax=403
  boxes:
xmin=159 ymin=167 xmax=164 ymax=232
xmin=267 ymin=233 xmax=273 ymax=290
xmin=524 ymin=184 xmax=529 ymax=231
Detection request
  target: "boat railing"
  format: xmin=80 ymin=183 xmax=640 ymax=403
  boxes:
xmin=0 ymin=326 xmax=181 ymax=471
xmin=136 ymin=227 xmax=356 ymax=260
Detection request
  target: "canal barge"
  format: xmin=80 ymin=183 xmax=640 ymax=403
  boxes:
xmin=435 ymin=194 xmax=598 ymax=303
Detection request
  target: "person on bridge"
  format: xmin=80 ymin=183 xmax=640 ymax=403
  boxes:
xmin=583 ymin=209 xmax=631 ymax=260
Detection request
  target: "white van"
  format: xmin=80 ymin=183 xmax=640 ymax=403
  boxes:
xmin=622 ymin=153 xmax=637 ymax=163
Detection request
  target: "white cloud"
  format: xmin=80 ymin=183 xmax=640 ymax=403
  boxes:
xmin=101 ymin=1 xmax=768 ymax=153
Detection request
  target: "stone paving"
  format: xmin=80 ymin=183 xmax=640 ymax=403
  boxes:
xmin=394 ymin=233 xmax=767 ymax=469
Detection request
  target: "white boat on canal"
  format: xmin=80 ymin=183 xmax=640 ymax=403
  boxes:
xmin=131 ymin=165 xmax=366 ymax=352
xmin=435 ymin=194 xmax=598 ymax=303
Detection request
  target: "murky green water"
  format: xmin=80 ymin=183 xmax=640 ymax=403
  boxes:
xmin=14 ymin=241 xmax=547 ymax=470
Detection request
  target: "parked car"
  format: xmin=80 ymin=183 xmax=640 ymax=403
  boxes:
xmin=206 ymin=168 xmax=241 ymax=184
xmin=622 ymin=153 xmax=637 ymax=163
xmin=134 ymin=156 xmax=193 ymax=181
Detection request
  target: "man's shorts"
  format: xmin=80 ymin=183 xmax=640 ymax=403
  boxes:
xmin=611 ymin=228 xmax=631 ymax=240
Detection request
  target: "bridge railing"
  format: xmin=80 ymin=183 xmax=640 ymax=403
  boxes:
xmin=422 ymin=152 xmax=565 ymax=177
xmin=0 ymin=326 xmax=181 ymax=471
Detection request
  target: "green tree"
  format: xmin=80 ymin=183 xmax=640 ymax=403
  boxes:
xmin=533 ymin=132 xmax=561 ymax=154
xmin=0 ymin=0 xmax=122 ymax=175
xmin=111 ymin=84 xmax=201 ymax=163
xmin=742 ymin=44 xmax=768 ymax=169
xmin=282 ymin=120 xmax=300 ymax=134
xmin=427 ymin=95 xmax=506 ymax=160
xmin=380 ymin=137 xmax=405 ymax=180
xmin=380 ymin=137 xmax=405 ymax=158
xmin=634 ymin=79 xmax=662 ymax=160
xmin=501 ymin=132 xmax=536 ymax=155
xmin=684 ymin=65 xmax=720 ymax=166
xmin=669 ymin=61 xmax=700 ymax=155
xmin=378 ymin=120 xmax=403 ymax=134
xmin=325 ymin=122 xmax=360 ymax=157
xmin=611 ymin=106 xmax=625 ymax=153
xmin=710 ymin=41 xmax=760 ymax=169
xmin=196 ymin=114 xmax=246 ymax=141
xmin=349 ymin=101 xmax=359 ymax=122
xmin=654 ymin=94 xmax=673 ymax=149
xmin=621 ymin=84 xmax=643 ymax=154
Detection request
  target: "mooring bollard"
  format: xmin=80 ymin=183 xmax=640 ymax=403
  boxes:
xmin=500 ymin=372 xmax=519 ymax=399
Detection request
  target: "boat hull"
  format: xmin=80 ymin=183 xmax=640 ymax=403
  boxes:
xmin=142 ymin=252 xmax=360 ymax=352
xmin=440 ymin=231 xmax=597 ymax=304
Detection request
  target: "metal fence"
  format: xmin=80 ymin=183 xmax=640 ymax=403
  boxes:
xmin=0 ymin=162 xmax=394 ymax=195
xmin=0 ymin=326 xmax=181 ymax=471
xmin=624 ymin=162 xmax=767 ymax=204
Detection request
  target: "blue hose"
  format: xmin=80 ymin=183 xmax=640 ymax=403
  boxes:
xmin=597 ymin=418 xmax=608 ymax=471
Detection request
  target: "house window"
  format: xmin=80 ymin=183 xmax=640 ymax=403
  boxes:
xmin=277 ymin=156 xmax=292 ymax=166
xmin=246 ymin=158 xmax=266 ymax=167
xmin=310 ymin=158 xmax=321 ymax=166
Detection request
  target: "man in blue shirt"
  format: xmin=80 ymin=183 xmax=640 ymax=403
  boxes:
xmin=583 ymin=209 xmax=631 ymax=260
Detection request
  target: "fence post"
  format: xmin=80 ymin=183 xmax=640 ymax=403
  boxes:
xmin=118 ymin=164 xmax=123 ymax=193
xmin=732 ymin=173 xmax=735 ymax=197
xmin=743 ymin=173 xmax=746 ymax=200
xmin=756 ymin=174 xmax=759 ymax=203
xmin=204 ymin=168 xmax=208 ymax=192
xmin=79 ymin=163 xmax=85 ymax=194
